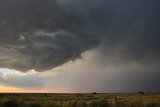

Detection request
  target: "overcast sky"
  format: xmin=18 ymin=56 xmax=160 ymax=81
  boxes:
xmin=0 ymin=0 xmax=160 ymax=93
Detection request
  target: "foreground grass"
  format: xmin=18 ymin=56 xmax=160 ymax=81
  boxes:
xmin=0 ymin=93 xmax=159 ymax=107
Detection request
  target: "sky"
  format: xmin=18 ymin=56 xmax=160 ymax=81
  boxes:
xmin=0 ymin=0 xmax=160 ymax=93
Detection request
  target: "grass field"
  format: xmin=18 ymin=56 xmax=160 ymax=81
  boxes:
xmin=0 ymin=93 xmax=160 ymax=107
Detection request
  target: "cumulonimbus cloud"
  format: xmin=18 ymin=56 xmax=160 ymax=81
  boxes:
xmin=0 ymin=0 xmax=101 ymax=72
xmin=0 ymin=0 xmax=160 ymax=72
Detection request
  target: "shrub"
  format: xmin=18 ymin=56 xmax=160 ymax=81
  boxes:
xmin=3 ymin=99 xmax=19 ymax=107
xmin=29 ymin=103 xmax=42 ymax=107
xmin=138 ymin=91 xmax=144 ymax=94
xmin=77 ymin=101 xmax=88 ymax=107
xmin=130 ymin=102 xmax=144 ymax=107
xmin=116 ymin=102 xmax=127 ymax=107
xmin=92 ymin=92 xmax=97 ymax=95
xmin=146 ymin=102 xmax=160 ymax=107
xmin=67 ymin=100 xmax=78 ymax=107
xmin=89 ymin=100 xmax=109 ymax=107
xmin=43 ymin=101 xmax=59 ymax=107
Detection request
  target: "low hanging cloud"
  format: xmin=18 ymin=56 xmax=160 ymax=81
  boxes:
xmin=0 ymin=0 xmax=101 ymax=72
xmin=0 ymin=0 xmax=160 ymax=72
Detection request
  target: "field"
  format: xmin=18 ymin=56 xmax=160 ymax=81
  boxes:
xmin=0 ymin=93 xmax=160 ymax=107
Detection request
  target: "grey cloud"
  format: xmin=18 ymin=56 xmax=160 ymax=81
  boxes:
xmin=0 ymin=0 xmax=101 ymax=72
xmin=0 ymin=0 xmax=160 ymax=72
xmin=69 ymin=51 xmax=160 ymax=92
xmin=38 ymin=50 xmax=160 ymax=92
xmin=101 ymin=0 xmax=160 ymax=62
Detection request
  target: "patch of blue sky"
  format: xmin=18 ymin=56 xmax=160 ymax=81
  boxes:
xmin=0 ymin=68 xmax=15 ymax=75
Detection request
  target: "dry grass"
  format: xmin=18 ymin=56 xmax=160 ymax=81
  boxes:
xmin=0 ymin=93 xmax=159 ymax=107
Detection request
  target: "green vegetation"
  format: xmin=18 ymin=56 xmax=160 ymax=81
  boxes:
xmin=0 ymin=93 xmax=159 ymax=107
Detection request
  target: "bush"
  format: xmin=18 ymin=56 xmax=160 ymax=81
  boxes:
xmin=116 ymin=102 xmax=127 ymax=107
xmin=28 ymin=103 xmax=42 ymax=107
xmin=3 ymin=99 xmax=19 ymax=107
xmin=92 ymin=92 xmax=97 ymax=95
xmin=138 ymin=91 xmax=144 ymax=94
xmin=89 ymin=100 xmax=109 ymax=107
xmin=68 ymin=100 xmax=78 ymax=107
xmin=146 ymin=102 xmax=160 ymax=107
xmin=43 ymin=101 xmax=59 ymax=107
xmin=77 ymin=101 xmax=88 ymax=107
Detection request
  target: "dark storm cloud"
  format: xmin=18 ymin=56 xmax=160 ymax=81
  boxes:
xmin=0 ymin=0 xmax=160 ymax=72
xmin=101 ymin=0 xmax=160 ymax=62
xmin=0 ymin=0 xmax=101 ymax=72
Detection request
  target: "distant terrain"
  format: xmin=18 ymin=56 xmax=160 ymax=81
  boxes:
xmin=0 ymin=93 xmax=160 ymax=107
